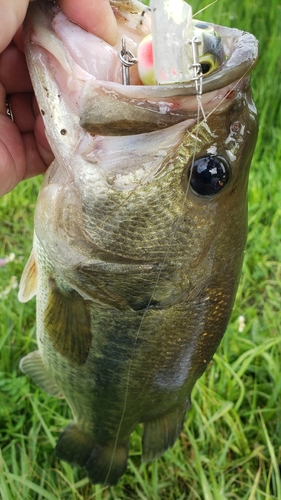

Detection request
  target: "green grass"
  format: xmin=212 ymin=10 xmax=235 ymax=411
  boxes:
xmin=1 ymin=0 xmax=281 ymax=498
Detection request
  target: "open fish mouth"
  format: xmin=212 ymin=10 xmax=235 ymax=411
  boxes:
xmin=24 ymin=0 xmax=258 ymax=137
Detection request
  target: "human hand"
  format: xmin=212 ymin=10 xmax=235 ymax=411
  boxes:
xmin=0 ymin=0 xmax=117 ymax=196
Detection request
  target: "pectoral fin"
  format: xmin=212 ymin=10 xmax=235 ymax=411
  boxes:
xmin=44 ymin=280 xmax=92 ymax=366
xmin=20 ymin=350 xmax=63 ymax=398
xmin=18 ymin=249 xmax=38 ymax=302
xmin=142 ymin=403 xmax=189 ymax=462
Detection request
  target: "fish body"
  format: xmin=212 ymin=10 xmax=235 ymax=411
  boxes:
xmin=19 ymin=0 xmax=258 ymax=485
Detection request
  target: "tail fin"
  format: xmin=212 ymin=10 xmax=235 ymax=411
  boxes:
xmin=55 ymin=422 xmax=128 ymax=485
xmin=86 ymin=443 xmax=128 ymax=485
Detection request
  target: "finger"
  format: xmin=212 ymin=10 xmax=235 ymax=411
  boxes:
xmin=13 ymin=26 xmax=24 ymax=53
xmin=4 ymin=88 xmax=53 ymax=144
xmin=0 ymin=114 xmax=26 ymax=195
xmin=8 ymin=93 xmax=35 ymax=132
xmin=0 ymin=0 xmax=29 ymax=53
xmin=59 ymin=0 xmax=118 ymax=45
xmin=33 ymin=113 xmax=54 ymax=160
xmin=0 ymin=43 xmax=32 ymax=94
xmin=22 ymin=131 xmax=53 ymax=180
xmin=0 ymin=113 xmax=52 ymax=196
xmin=0 ymin=82 xmax=6 ymax=115
xmin=4 ymin=92 xmax=52 ymax=154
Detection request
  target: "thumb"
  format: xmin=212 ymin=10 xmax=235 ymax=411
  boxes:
xmin=0 ymin=0 xmax=29 ymax=53
xmin=58 ymin=0 xmax=118 ymax=46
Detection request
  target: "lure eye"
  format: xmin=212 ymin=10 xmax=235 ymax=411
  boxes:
xmin=201 ymin=62 xmax=212 ymax=74
xmin=190 ymin=156 xmax=229 ymax=196
xmin=200 ymin=54 xmax=220 ymax=75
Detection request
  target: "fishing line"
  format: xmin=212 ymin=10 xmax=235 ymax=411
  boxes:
xmin=102 ymin=55 xmax=256 ymax=480
xmin=103 ymin=122 xmax=204 ymax=488
xmin=103 ymin=66 xmax=207 ymax=489
xmin=193 ymin=0 xmax=218 ymax=18
xmin=102 ymin=30 xmax=256 ymax=486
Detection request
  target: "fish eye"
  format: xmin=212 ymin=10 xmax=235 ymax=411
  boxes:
xmin=190 ymin=156 xmax=229 ymax=196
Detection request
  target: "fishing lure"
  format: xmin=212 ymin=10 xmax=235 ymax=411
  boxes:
xmin=119 ymin=0 xmax=223 ymax=86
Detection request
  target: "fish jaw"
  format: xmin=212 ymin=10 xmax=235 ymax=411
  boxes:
xmin=21 ymin=0 xmax=259 ymax=486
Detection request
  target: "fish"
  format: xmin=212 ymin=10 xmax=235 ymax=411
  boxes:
xmin=19 ymin=0 xmax=258 ymax=486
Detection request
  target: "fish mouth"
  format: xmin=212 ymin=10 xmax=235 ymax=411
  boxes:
xmin=24 ymin=1 xmax=258 ymax=136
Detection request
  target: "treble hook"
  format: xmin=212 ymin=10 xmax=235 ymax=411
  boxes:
xmin=118 ymin=38 xmax=138 ymax=85
xmin=189 ymin=37 xmax=206 ymax=120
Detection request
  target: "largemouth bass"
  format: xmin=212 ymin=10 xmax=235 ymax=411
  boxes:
xmin=19 ymin=0 xmax=258 ymax=485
